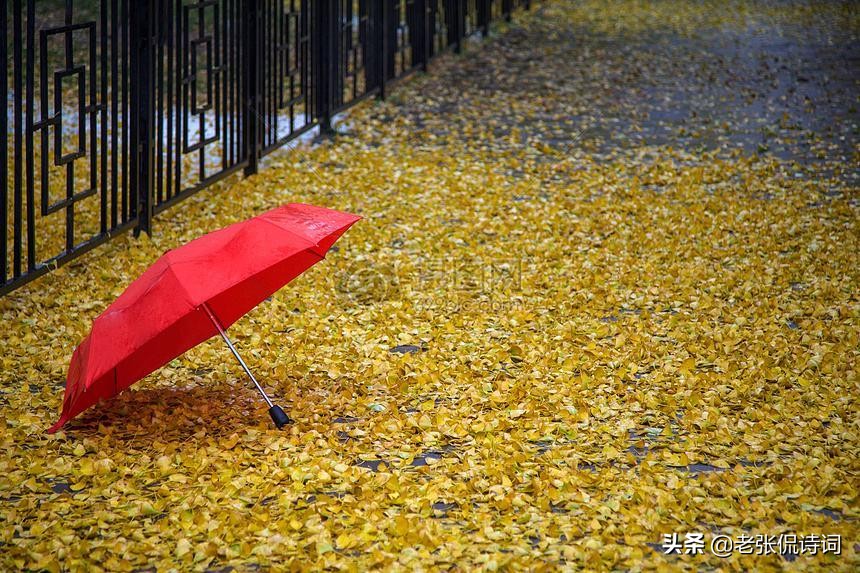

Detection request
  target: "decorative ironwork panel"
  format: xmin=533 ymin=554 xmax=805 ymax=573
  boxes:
xmin=490 ymin=0 xmax=503 ymax=21
xmin=391 ymin=0 xmax=416 ymax=77
xmin=151 ymin=0 xmax=245 ymax=209
xmin=464 ymin=0 xmax=479 ymax=36
xmin=331 ymin=0 xmax=375 ymax=111
xmin=2 ymin=0 xmax=134 ymax=294
xmin=260 ymin=0 xmax=314 ymax=152
xmin=429 ymin=0 xmax=454 ymax=56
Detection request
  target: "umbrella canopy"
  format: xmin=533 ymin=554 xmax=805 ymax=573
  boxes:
xmin=48 ymin=203 xmax=360 ymax=433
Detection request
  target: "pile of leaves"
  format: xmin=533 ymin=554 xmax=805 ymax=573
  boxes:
xmin=1 ymin=1 xmax=857 ymax=570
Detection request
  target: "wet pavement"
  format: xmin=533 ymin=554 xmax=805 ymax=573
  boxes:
xmin=383 ymin=0 xmax=859 ymax=184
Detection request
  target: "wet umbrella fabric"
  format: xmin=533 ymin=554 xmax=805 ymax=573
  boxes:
xmin=48 ymin=203 xmax=360 ymax=433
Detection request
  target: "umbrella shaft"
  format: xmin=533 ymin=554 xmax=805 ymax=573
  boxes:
xmin=202 ymin=303 xmax=274 ymax=409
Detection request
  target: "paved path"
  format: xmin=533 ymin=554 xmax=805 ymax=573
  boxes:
xmin=377 ymin=0 xmax=858 ymax=184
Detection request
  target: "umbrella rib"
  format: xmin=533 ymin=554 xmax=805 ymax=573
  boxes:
xmin=201 ymin=302 xmax=274 ymax=409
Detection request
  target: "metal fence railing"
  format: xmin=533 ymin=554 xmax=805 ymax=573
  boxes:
xmin=2 ymin=0 xmax=533 ymax=296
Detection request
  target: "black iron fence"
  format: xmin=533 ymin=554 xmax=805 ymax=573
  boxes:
xmin=2 ymin=0 xmax=532 ymax=296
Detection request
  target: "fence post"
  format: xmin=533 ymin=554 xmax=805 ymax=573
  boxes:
xmin=315 ymin=0 xmax=334 ymax=132
xmin=424 ymin=0 xmax=432 ymax=71
xmin=479 ymin=0 xmax=490 ymax=37
xmin=427 ymin=0 xmax=437 ymax=60
xmin=377 ymin=0 xmax=389 ymax=100
xmin=387 ymin=1 xmax=397 ymax=83
xmin=413 ymin=0 xmax=429 ymax=71
xmin=0 ymin=0 xmax=7 ymax=285
xmin=130 ymin=0 xmax=154 ymax=236
xmin=244 ymin=0 xmax=261 ymax=175
xmin=454 ymin=0 xmax=464 ymax=54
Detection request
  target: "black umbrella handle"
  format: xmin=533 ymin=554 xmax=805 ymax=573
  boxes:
xmin=268 ymin=405 xmax=293 ymax=429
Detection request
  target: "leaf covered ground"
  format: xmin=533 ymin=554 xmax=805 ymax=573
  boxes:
xmin=1 ymin=1 xmax=858 ymax=571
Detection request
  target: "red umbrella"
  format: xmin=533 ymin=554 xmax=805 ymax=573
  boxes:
xmin=48 ymin=203 xmax=361 ymax=433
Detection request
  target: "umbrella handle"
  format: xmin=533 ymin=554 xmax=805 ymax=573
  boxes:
xmin=201 ymin=303 xmax=294 ymax=429
xmin=268 ymin=405 xmax=292 ymax=428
